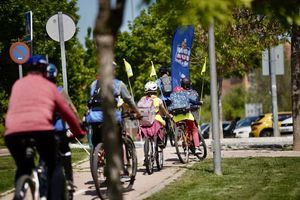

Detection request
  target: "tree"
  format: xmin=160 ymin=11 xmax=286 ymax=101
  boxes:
xmin=251 ymin=0 xmax=300 ymax=150
xmin=0 ymin=0 xmax=93 ymax=127
xmin=94 ymin=0 xmax=126 ymax=199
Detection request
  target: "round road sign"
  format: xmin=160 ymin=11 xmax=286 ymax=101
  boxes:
xmin=9 ymin=42 xmax=30 ymax=64
xmin=46 ymin=13 xmax=76 ymax=42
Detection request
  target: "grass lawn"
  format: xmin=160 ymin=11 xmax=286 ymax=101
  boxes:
xmin=0 ymin=148 xmax=88 ymax=194
xmin=147 ymin=157 xmax=300 ymax=200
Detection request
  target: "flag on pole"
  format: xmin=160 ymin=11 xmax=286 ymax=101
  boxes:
xmin=201 ymin=57 xmax=207 ymax=75
xmin=150 ymin=61 xmax=157 ymax=77
xmin=123 ymin=59 xmax=133 ymax=78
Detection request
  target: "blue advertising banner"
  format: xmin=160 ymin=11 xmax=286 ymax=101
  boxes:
xmin=171 ymin=25 xmax=194 ymax=89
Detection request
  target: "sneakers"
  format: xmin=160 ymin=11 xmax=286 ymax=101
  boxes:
xmin=194 ymin=147 xmax=203 ymax=154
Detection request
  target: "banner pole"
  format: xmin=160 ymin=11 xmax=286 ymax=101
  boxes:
xmin=127 ymin=76 xmax=135 ymax=101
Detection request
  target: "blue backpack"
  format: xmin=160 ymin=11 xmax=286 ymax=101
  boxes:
xmin=169 ymin=90 xmax=190 ymax=114
xmin=88 ymin=79 xmax=121 ymax=108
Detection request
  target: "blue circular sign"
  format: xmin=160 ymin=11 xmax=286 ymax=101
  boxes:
xmin=9 ymin=42 xmax=30 ymax=64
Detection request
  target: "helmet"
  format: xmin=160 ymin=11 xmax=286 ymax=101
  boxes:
xmin=26 ymin=55 xmax=48 ymax=72
xmin=159 ymin=66 xmax=169 ymax=75
xmin=46 ymin=63 xmax=58 ymax=82
xmin=181 ymin=78 xmax=191 ymax=89
xmin=144 ymin=81 xmax=158 ymax=92
xmin=27 ymin=55 xmax=48 ymax=66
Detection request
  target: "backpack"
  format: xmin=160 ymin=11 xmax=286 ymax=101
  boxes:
xmin=160 ymin=76 xmax=172 ymax=93
xmin=137 ymin=96 xmax=156 ymax=127
xmin=169 ymin=90 xmax=190 ymax=114
xmin=187 ymin=89 xmax=200 ymax=110
xmin=88 ymin=79 xmax=121 ymax=108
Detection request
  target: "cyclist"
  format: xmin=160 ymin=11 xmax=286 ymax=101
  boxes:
xmin=171 ymin=78 xmax=202 ymax=150
xmin=180 ymin=77 xmax=203 ymax=124
xmin=4 ymin=55 xmax=85 ymax=200
xmin=138 ymin=81 xmax=172 ymax=147
xmin=46 ymin=63 xmax=78 ymax=196
xmin=85 ymin=62 xmax=141 ymax=147
xmin=157 ymin=66 xmax=172 ymax=107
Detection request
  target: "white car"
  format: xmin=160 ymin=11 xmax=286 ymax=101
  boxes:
xmin=279 ymin=117 xmax=293 ymax=134
xmin=234 ymin=116 xmax=261 ymax=138
xmin=234 ymin=126 xmax=252 ymax=138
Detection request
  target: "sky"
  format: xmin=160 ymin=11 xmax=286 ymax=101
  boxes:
xmin=76 ymin=0 xmax=147 ymax=46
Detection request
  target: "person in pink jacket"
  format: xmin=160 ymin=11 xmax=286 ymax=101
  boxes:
xmin=4 ymin=55 xmax=85 ymax=200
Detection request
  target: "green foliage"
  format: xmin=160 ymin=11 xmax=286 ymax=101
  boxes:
xmin=115 ymin=1 xmax=287 ymax=102
xmin=252 ymin=0 xmax=300 ymax=27
xmin=0 ymin=0 xmax=96 ymax=121
xmin=222 ymin=85 xmax=246 ymax=120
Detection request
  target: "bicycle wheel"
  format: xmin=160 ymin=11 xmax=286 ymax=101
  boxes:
xmin=163 ymin=132 xmax=169 ymax=147
xmin=144 ymin=137 xmax=154 ymax=175
xmin=14 ymin=175 xmax=35 ymax=200
xmin=121 ymin=136 xmax=137 ymax=192
xmin=89 ymin=146 xmax=94 ymax=180
xmin=168 ymin=120 xmax=176 ymax=147
xmin=155 ymin=138 xmax=164 ymax=170
xmin=194 ymin=132 xmax=207 ymax=160
xmin=174 ymin=124 xmax=189 ymax=164
xmin=91 ymin=143 xmax=107 ymax=199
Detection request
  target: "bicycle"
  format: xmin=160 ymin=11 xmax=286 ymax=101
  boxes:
xmin=163 ymin=117 xmax=176 ymax=147
xmin=139 ymin=123 xmax=164 ymax=175
xmin=173 ymin=117 xmax=207 ymax=164
xmin=89 ymin=114 xmax=137 ymax=199
xmin=14 ymin=138 xmax=74 ymax=200
xmin=13 ymin=139 xmax=49 ymax=200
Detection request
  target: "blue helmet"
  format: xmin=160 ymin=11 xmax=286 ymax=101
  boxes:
xmin=46 ymin=63 xmax=58 ymax=82
xmin=27 ymin=55 xmax=48 ymax=66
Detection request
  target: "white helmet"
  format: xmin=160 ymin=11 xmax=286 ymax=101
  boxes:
xmin=145 ymin=81 xmax=158 ymax=92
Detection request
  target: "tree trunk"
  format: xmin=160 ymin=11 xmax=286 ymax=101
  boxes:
xmin=95 ymin=0 xmax=125 ymax=199
xmin=291 ymin=24 xmax=300 ymax=151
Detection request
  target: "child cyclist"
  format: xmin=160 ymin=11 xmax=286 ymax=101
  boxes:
xmin=138 ymin=81 xmax=172 ymax=147
xmin=171 ymin=78 xmax=202 ymax=151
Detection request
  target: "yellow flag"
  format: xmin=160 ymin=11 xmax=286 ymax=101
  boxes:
xmin=150 ymin=61 xmax=157 ymax=77
xmin=201 ymin=57 xmax=207 ymax=75
xmin=123 ymin=59 xmax=133 ymax=78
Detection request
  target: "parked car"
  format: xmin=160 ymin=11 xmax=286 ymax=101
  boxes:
xmin=250 ymin=112 xmax=291 ymax=137
xmin=201 ymin=121 xmax=232 ymax=139
xmin=279 ymin=117 xmax=293 ymax=135
xmin=233 ymin=116 xmax=261 ymax=138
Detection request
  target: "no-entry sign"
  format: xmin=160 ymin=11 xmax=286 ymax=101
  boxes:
xmin=9 ymin=42 xmax=30 ymax=64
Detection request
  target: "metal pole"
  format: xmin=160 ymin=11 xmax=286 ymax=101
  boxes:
xmin=18 ymin=64 xmax=23 ymax=79
xmin=269 ymin=48 xmax=279 ymax=137
xmin=130 ymin=0 xmax=134 ymax=21
xmin=58 ymin=12 xmax=68 ymax=95
xmin=208 ymin=20 xmax=222 ymax=175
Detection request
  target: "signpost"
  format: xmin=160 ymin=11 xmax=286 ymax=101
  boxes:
xmin=262 ymin=44 xmax=284 ymax=137
xmin=9 ymin=42 xmax=30 ymax=79
xmin=46 ymin=12 xmax=76 ymax=94
xmin=24 ymin=11 xmax=33 ymax=55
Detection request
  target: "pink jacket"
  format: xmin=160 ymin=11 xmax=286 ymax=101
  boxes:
xmin=5 ymin=74 xmax=84 ymax=137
